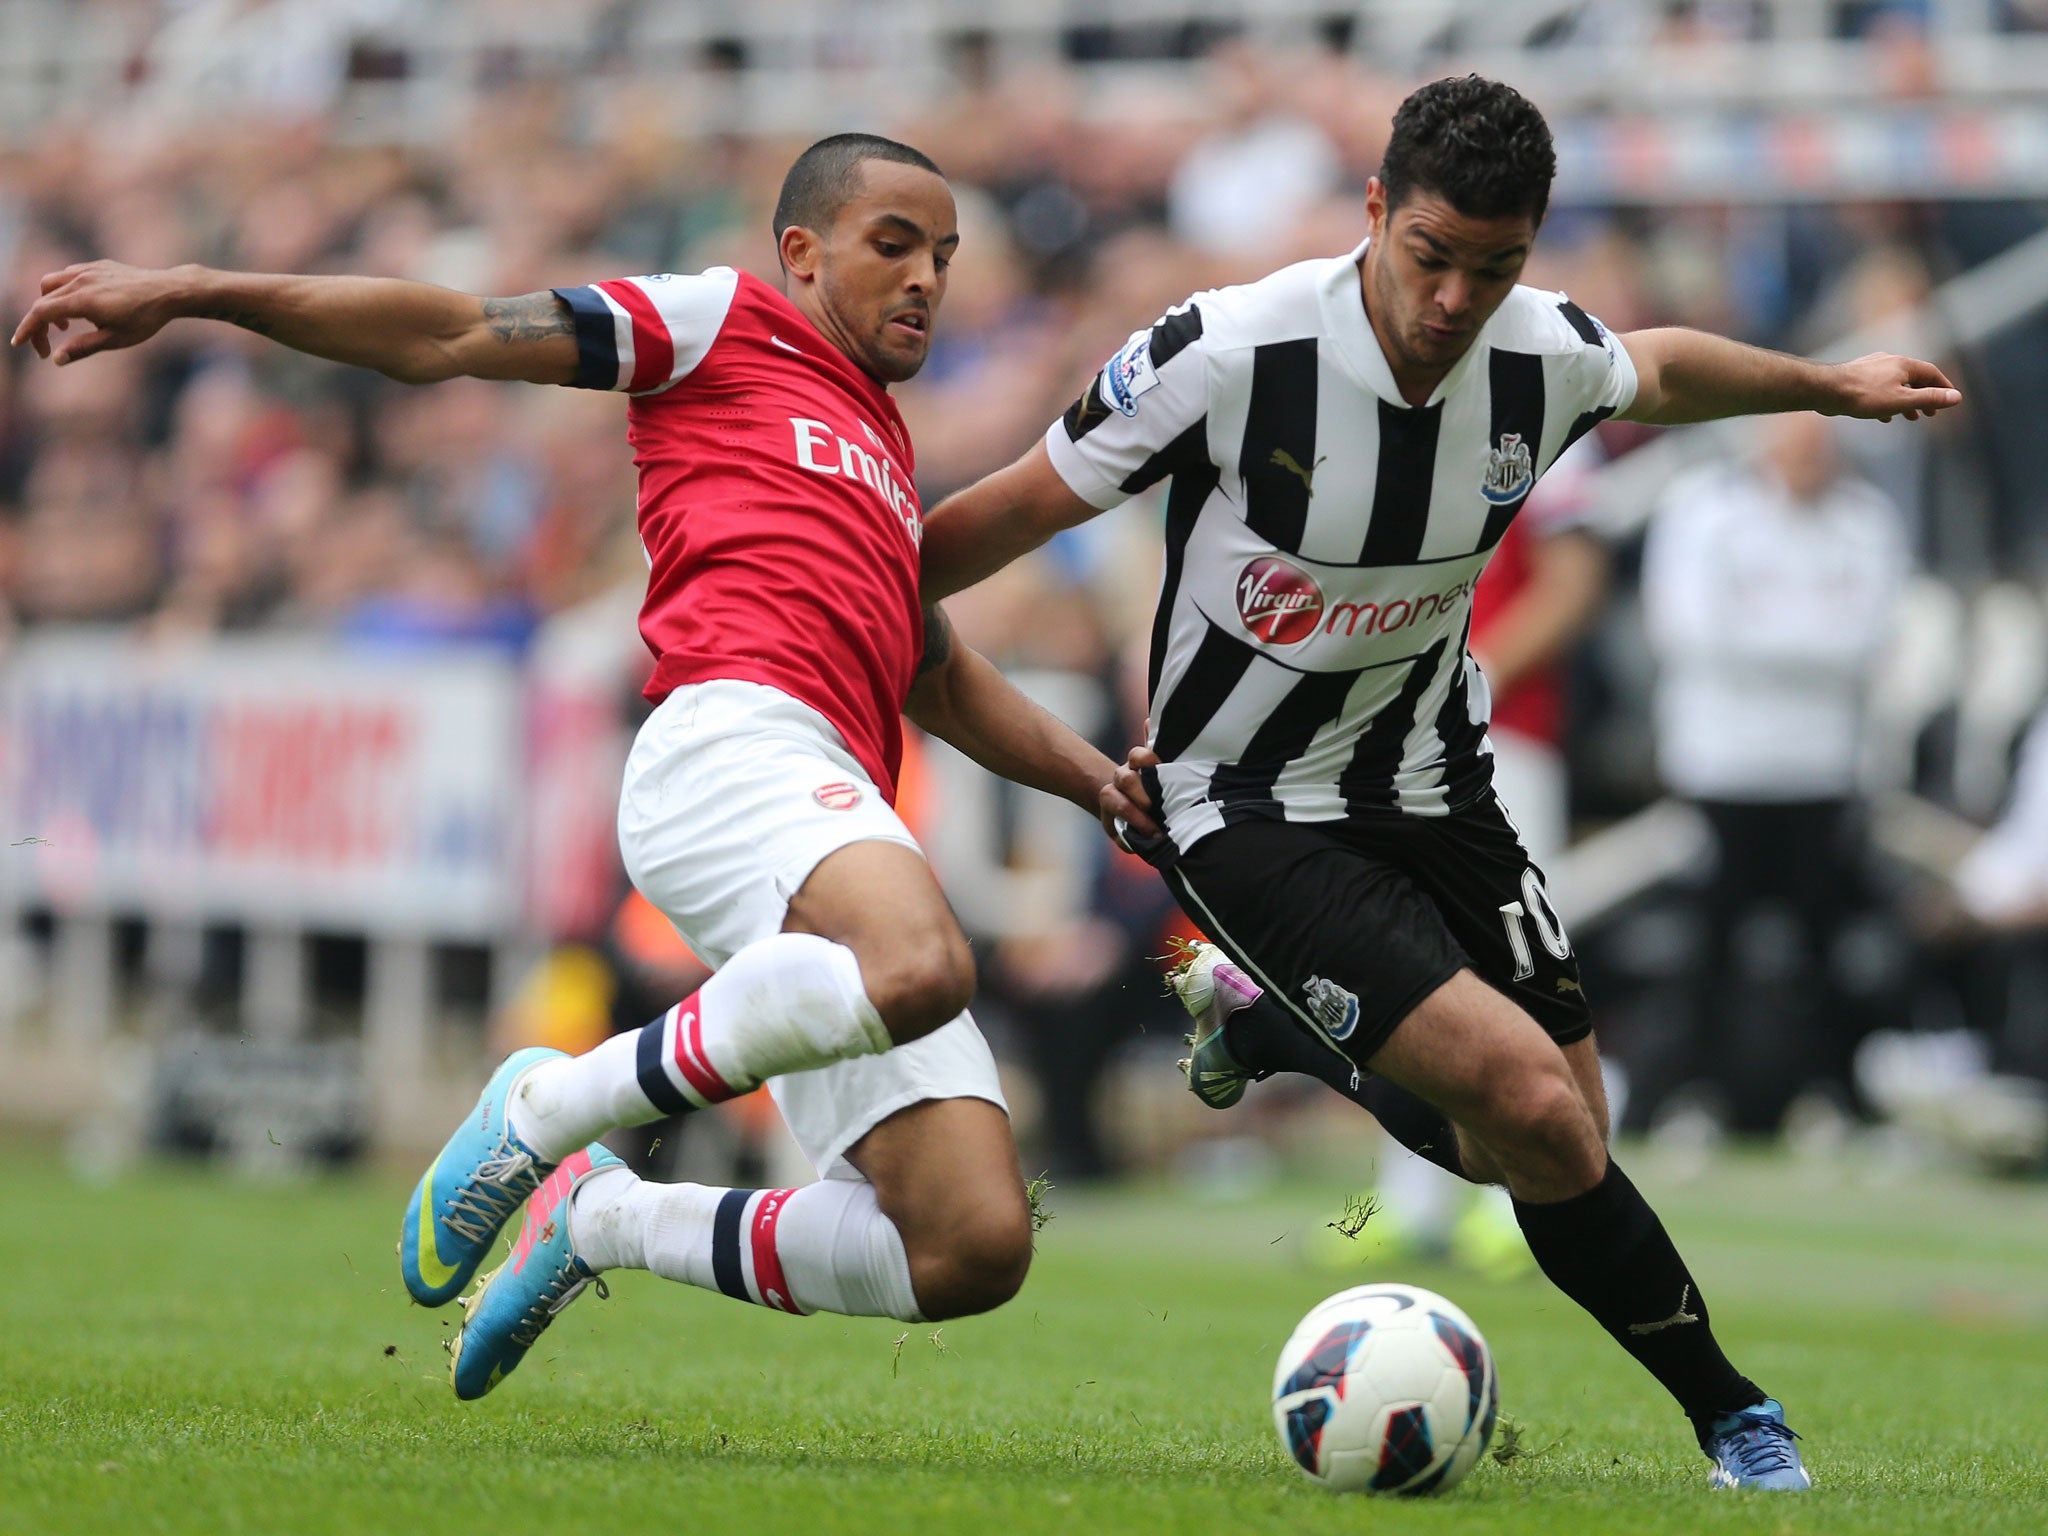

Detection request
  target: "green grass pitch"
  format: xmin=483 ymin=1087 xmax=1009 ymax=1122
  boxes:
xmin=2 ymin=1143 xmax=2044 ymax=1536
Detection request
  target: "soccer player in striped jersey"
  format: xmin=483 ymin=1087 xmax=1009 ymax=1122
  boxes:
xmin=920 ymin=76 xmax=1962 ymax=1490
xmin=15 ymin=135 xmax=1156 ymax=1398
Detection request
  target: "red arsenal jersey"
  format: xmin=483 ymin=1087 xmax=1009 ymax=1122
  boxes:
xmin=552 ymin=269 xmax=925 ymax=799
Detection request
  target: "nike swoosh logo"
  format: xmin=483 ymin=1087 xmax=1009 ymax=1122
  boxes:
xmin=414 ymin=1154 xmax=460 ymax=1291
xmin=770 ymin=335 xmax=804 ymax=355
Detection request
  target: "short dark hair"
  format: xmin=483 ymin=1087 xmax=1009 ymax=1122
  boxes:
xmin=772 ymin=133 xmax=944 ymax=242
xmin=1380 ymin=75 xmax=1556 ymax=226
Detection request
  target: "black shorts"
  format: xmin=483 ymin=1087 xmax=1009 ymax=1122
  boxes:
xmin=1144 ymin=793 xmax=1591 ymax=1064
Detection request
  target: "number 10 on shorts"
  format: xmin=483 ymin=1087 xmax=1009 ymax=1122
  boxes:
xmin=1499 ymin=868 xmax=1571 ymax=981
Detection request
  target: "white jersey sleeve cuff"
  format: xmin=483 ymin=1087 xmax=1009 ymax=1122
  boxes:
xmin=1606 ymin=327 xmax=1641 ymax=417
xmin=1042 ymin=419 xmax=1132 ymax=511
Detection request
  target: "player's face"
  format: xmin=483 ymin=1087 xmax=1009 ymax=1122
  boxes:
xmin=1363 ymin=180 xmax=1537 ymax=383
xmin=808 ymin=162 xmax=959 ymax=384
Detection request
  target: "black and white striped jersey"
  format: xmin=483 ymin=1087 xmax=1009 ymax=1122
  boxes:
xmin=1045 ymin=237 xmax=1637 ymax=853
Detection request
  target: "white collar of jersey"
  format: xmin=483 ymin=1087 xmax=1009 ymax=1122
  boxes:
xmin=1319 ymin=237 xmax=1490 ymax=411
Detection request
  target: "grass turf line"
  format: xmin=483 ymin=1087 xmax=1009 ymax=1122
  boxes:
xmin=1 ymin=1146 xmax=2044 ymax=1536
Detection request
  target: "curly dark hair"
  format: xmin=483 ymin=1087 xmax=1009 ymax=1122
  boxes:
xmin=1379 ymin=75 xmax=1556 ymax=225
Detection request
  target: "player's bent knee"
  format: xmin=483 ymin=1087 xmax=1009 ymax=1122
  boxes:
xmin=863 ymin=932 xmax=976 ymax=1043
xmin=911 ymin=1205 xmax=1033 ymax=1320
xmin=1484 ymin=1066 xmax=1600 ymax=1165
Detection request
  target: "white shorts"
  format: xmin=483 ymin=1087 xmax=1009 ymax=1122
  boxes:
xmin=617 ymin=678 xmax=1006 ymax=1180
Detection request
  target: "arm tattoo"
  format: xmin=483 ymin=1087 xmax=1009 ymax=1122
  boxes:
xmin=915 ymin=604 xmax=954 ymax=679
xmin=192 ymin=308 xmax=275 ymax=336
xmin=482 ymin=291 xmax=575 ymax=344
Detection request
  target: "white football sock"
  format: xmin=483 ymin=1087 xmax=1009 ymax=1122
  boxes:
xmin=508 ymin=932 xmax=889 ymax=1163
xmin=770 ymin=1178 xmax=923 ymax=1320
xmin=569 ymin=1169 xmax=923 ymax=1322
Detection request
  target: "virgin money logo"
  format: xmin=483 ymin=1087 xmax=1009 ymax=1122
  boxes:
xmin=1236 ymin=556 xmax=1325 ymax=645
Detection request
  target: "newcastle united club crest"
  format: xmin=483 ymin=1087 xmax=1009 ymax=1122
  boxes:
xmin=1480 ymin=432 xmax=1535 ymax=506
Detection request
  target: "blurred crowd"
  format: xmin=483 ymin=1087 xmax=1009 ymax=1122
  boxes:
xmin=4 ymin=14 xmax=2047 ymax=1180
xmin=7 ymin=20 xmax=2044 ymax=652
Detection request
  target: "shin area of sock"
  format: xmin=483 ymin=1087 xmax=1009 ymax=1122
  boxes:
xmin=568 ymin=1172 xmax=920 ymax=1322
xmin=510 ymin=934 xmax=887 ymax=1162
xmin=1513 ymin=1159 xmax=1762 ymax=1424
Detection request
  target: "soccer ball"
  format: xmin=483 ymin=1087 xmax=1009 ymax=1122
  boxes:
xmin=1271 ymin=1282 xmax=1498 ymax=1494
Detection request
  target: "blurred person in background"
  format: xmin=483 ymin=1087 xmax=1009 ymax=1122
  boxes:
xmin=1167 ymin=40 xmax=1343 ymax=260
xmin=1933 ymin=704 xmax=2048 ymax=1114
xmin=1955 ymin=705 xmax=2048 ymax=939
xmin=1856 ymin=695 xmax=2048 ymax=1175
xmin=1641 ymin=412 xmax=1908 ymax=1136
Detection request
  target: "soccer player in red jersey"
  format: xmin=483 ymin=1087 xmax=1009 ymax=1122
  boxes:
xmin=15 ymin=135 xmax=1153 ymax=1396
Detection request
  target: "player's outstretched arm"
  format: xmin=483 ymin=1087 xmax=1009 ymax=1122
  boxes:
xmin=920 ymin=442 xmax=1102 ymax=602
xmin=905 ymin=605 xmax=1159 ymax=838
xmin=1618 ymin=327 xmax=1961 ymax=426
xmin=11 ymin=260 xmax=578 ymax=386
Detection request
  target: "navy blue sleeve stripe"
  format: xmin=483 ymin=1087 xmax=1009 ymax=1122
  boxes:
xmin=634 ymin=1016 xmax=690 ymax=1115
xmin=552 ymin=285 xmax=621 ymax=391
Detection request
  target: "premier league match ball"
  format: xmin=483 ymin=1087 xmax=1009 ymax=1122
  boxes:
xmin=1271 ymin=1283 xmax=1499 ymax=1495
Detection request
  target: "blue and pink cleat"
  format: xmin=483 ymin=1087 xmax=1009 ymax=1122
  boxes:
xmin=449 ymin=1144 xmax=623 ymax=1400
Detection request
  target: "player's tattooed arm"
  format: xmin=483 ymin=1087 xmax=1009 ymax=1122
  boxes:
xmin=481 ymin=292 xmax=576 ymax=345
xmin=12 ymin=260 xmax=579 ymax=386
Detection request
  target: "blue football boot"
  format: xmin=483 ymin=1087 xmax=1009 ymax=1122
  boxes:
xmin=400 ymin=1046 xmax=566 ymax=1307
xmin=1703 ymin=1400 xmax=1812 ymax=1490
xmin=449 ymin=1144 xmax=622 ymax=1400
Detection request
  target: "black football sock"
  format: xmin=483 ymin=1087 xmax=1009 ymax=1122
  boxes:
xmin=1351 ymin=1076 xmax=1471 ymax=1181
xmin=1221 ymin=994 xmax=1469 ymax=1179
xmin=1512 ymin=1158 xmax=1765 ymax=1440
xmin=1219 ymin=991 xmax=1339 ymax=1080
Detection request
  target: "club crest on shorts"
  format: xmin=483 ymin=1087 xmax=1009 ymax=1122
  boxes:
xmin=1303 ymin=974 xmax=1361 ymax=1041
xmin=1480 ymin=432 xmax=1534 ymax=505
xmin=1101 ymin=333 xmax=1161 ymax=417
xmin=813 ymin=782 xmax=863 ymax=811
